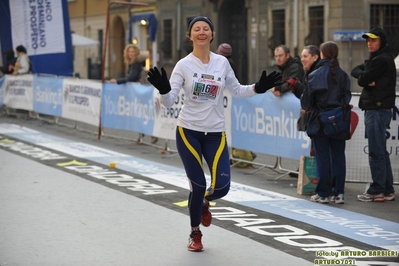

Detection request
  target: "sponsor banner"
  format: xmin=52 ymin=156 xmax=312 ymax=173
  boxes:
xmin=4 ymin=74 xmax=34 ymax=110
xmin=0 ymin=0 xmax=74 ymax=76
xmin=346 ymin=96 xmax=398 ymax=179
xmin=62 ymin=78 xmax=102 ymax=126
xmin=224 ymin=90 xmax=233 ymax=146
xmin=152 ymin=89 xmax=182 ymax=140
xmin=231 ymin=91 xmax=311 ymax=160
xmin=101 ymin=83 xmax=155 ymax=135
xmin=0 ymin=76 xmax=5 ymax=106
xmin=10 ymin=0 xmax=65 ymax=55
xmin=33 ymin=75 xmax=63 ymax=116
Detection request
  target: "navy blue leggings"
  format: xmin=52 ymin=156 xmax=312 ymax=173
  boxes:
xmin=175 ymin=126 xmax=231 ymax=227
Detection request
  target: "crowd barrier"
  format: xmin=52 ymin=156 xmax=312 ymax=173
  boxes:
xmin=0 ymin=74 xmax=398 ymax=184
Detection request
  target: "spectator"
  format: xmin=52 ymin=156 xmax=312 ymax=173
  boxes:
xmin=0 ymin=49 xmax=16 ymax=74
xmin=287 ymin=45 xmax=321 ymax=99
xmin=110 ymin=44 xmax=142 ymax=84
xmin=270 ymin=45 xmax=304 ymax=97
xmin=288 ymin=45 xmax=321 ymax=132
xmin=217 ymin=43 xmax=238 ymax=77
xmin=13 ymin=45 xmax=30 ymax=75
xmin=147 ymin=16 xmax=282 ymax=252
xmin=302 ymin=41 xmax=351 ymax=204
xmin=110 ymin=44 xmax=157 ymax=144
xmin=351 ymin=27 xmax=396 ymax=202
xmin=217 ymin=43 xmax=256 ymax=168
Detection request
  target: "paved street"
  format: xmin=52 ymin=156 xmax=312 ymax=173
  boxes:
xmin=0 ymin=115 xmax=398 ymax=266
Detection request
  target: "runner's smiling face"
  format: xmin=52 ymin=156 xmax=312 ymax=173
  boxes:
xmin=189 ymin=21 xmax=213 ymax=46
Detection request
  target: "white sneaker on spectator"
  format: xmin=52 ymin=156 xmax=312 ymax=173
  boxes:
xmin=384 ymin=193 xmax=395 ymax=201
xmin=310 ymin=194 xmax=329 ymax=204
xmin=334 ymin=194 xmax=344 ymax=204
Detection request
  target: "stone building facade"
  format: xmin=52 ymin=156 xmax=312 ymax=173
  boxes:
xmin=68 ymin=0 xmax=399 ymax=91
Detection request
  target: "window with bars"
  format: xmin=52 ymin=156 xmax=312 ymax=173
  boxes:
xmin=268 ymin=9 xmax=285 ymax=55
xmin=162 ymin=19 xmax=172 ymax=59
xmin=370 ymin=4 xmax=399 ymax=57
xmin=305 ymin=6 xmax=324 ymax=47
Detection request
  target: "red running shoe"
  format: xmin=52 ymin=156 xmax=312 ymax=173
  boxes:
xmin=187 ymin=231 xmax=203 ymax=252
xmin=201 ymin=201 xmax=212 ymax=227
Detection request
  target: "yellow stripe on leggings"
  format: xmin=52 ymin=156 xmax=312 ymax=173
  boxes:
xmin=178 ymin=126 xmax=203 ymax=169
xmin=206 ymin=132 xmax=226 ymax=196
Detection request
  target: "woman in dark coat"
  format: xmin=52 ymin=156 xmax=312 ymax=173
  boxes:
xmin=110 ymin=44 xmax=142 ymax=84
xmin=302 ymin=41 xmax=351 ymax=204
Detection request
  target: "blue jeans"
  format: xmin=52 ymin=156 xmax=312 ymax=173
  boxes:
xmin=313 ymin=136 xmax=346 ymax=197
xmin=365 ymin=109 xmax=394 ymax=195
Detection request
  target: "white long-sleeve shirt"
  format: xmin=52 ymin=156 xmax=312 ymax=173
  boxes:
xmin=161 ymin=52 xmax=256 ymax=133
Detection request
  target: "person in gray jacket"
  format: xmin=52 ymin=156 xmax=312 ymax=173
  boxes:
xmin=351 ymin=27 xmax=396 ymax=202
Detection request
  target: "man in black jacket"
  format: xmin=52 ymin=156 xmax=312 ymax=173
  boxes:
xmin=351 ymin=27 xmax=396 ymax=202
xmin=271 ymin=45 xmax=304 ymax=97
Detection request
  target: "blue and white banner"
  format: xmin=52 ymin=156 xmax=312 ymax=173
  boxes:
xmin=0 ymin=0 xmax=74 ymax=76
xmin=10 ymin=0 xmax=66 ymax=55
xmin=0 ymin=76 xmax=5 ymax=106
xmin=101 ymin=83 xmax=156 ymax=135
xmin=33 ymin=76 xmax=63 ymax=117
xmin=231 ymin=91 xmax=311 ymax=160
xmin=4 ymin=75 xmax=34 ymax=110
xmin=62 ymin=78 xmax=102 ymax=126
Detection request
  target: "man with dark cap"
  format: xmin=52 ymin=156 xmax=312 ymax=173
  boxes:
xmin=351 ymin=27 xmax=396 ymax=202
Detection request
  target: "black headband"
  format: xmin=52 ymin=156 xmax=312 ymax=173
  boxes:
xmin=188 ymin=16 xmax=214 ymax=33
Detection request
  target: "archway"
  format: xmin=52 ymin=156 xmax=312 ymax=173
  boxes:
xmin=218 ymin=0 xmax=248 ymax=83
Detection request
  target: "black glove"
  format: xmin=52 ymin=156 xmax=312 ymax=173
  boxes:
xmin=254 ymin=70 xmax=283 ymax=93
xmin=147 ymin=67 xmax=171 ymax=95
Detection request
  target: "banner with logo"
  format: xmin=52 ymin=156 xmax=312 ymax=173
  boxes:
xmin=101 ymin=83 xmax=155 ymax=135
xmin=152 ymin=90 xmax=184 ymax=140
xmin=0 ymin=76 xmax=5 ymax=106
xmin=33 ymin=76 xmax=63 ymax=117
xmin=0 ymin=0 xmax=73 ymax=76
xmin=230 ymin=91 xmax=311 ymax=160
xmin=3 ymin=75 xmax=34 ymax=110
xmin=62 ymin=78 xmax=102 ymax=126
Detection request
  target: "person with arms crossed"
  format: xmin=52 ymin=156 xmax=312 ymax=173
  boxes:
xmin=147 ymin=16 xmax=282 ymax=252
xmin=351 ymin=27 xmax=396 ymax=202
